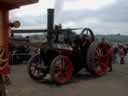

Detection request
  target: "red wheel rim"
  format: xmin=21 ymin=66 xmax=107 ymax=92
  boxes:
xmin=95 ymin=45 xmax=110 ymax=76
xmin=52 ymin=56 xmax=73 ymax=84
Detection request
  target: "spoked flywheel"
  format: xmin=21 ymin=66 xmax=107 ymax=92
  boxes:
xmin=50 ymin=55 xmax=73 ymax=84
xmin=86 ymin=42 xmax=111 ymax=76
xmin=28 ymin=54 xmax=47 ymax=80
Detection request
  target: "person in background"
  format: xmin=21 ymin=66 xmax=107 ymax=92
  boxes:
xmin=113 ymin=45 xmax=119 ymax=64
xmin=119 ymin=46 xmax=125 ymax=64
xmin=111 ymin=45 xmax=118 ymax=64
xmin=123 ymin=47 xmax=127 ymax=56
xmin=108 ymin=46 xmax=114 ymax=72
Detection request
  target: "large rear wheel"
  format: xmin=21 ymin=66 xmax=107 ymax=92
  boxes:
xmin=50 ymin=55 xmax=73 ymax=84
xmin=86 ymin=42 xmax=110 ymax=76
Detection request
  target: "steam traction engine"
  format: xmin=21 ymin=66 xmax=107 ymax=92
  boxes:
xmin=28 ymin=9 xmax=111 ymax=84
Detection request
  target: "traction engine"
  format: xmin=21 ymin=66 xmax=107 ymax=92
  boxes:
xmin=28 ymin=9 xmax=111 ymax=84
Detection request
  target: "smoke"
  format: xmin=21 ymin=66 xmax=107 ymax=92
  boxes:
xmin=54 ymin=0 xmax=64 ymax=24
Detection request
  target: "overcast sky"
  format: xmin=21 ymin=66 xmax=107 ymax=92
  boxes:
xmin=10 ymin=0 xmax=128 ymax=34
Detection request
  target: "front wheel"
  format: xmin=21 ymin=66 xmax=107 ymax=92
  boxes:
xmin=27 ymin=54 xmax=47 ymax=80
xmin=50 ymin=55 xmax=73 ymax=84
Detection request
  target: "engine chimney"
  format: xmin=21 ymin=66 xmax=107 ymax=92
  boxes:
xmin=47 ymin=9 xmax=54 ymax=46
xmin=47 ymin=9 xmax=54 ymax=31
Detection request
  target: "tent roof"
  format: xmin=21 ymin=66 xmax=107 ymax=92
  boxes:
xmin=0 ymin=0 xmax=38 ymax=9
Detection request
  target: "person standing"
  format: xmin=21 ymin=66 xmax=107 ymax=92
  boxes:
xmin=119 ymin=46 xmax=125 ymax=64
xmin=108 ymin=45 xmax=114 ymax=72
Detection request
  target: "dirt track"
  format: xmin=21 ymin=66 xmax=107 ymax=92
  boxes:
xmin=7 ymin=62 xmax=128 ymax=96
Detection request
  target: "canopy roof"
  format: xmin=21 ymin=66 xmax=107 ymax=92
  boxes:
xmin=0 ymin=0 xmax=38 ymax=9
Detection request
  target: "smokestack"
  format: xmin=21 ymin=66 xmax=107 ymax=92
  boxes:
xmin=47 ymin=9 xmax=54 ymax=46
xmin=47 ymin=9 xmax=54 ymax=32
